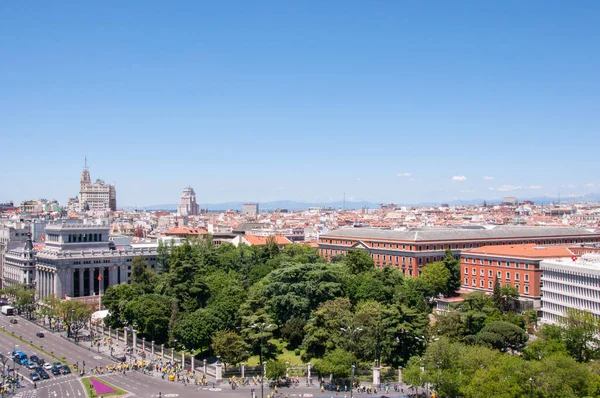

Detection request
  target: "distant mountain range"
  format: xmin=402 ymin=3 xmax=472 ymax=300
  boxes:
xmin=122 ymin=193 xmax=600 ymax=212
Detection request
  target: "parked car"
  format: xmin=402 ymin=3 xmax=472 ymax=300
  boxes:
xmin=43 ymin=362 xmax=52 ymax=370
xmin=50 ymin=366 xmax=61 ymax=375
xmin=30 ymin=356 xmax=43 ymax=365
xmin=52 ymin=362 xmax=63 ymax=369
xmin=9 ymin=319 xmax=17 ymax=324
xmin=36 ymin=331 xmax=44 ymax=338
xmin=61 ymin=366 xmax=72 ymax=375
xmin=36 ymin=368 xmax=49 ymax=379
xmin=30 ymin=372 xmax=40 ymax=381
xmin=27 ymin=361 xmax=37 ymax=369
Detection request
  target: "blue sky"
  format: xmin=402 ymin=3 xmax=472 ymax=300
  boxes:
xmin=1 ymin=1 xmax=599 ymax=206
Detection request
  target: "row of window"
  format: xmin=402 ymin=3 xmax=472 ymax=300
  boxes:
xmin=464 ymin=257 xmax=530 ymax=269
xmin=543 ymin=281 xmax=600 ymax=299
xmin=322 ymin=237 xmax=599 ymax=249
xmin=463 ymin=277 xmax=530 ymax=294
xmin=322 ymin=249 xmax=445 ymax=267
xmin=464 ymin=267 xmax=530 ymax=282
xmin=67 ymin=233 xmax=103 ymax=243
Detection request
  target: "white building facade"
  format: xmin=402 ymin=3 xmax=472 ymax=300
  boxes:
xmin=541 ymin=254 xmax=600 ymax=324
xmin=80 ymin=167 xmax=117 ymax=212
xmin=0 ymin=222 xmax=31 ymax=289
xmin=242 ymin=203 xmax=259 ymax=217
xmin=178 ymin=187 xmax=200 ymax=216
xmin=35 ymin=222 xmax=157 ymax=300
xmin=3 ymin=237 xmax=36 ymax=288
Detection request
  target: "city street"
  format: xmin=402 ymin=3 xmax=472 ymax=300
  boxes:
xmin=0 ymin=314 xmax=333 ymax=398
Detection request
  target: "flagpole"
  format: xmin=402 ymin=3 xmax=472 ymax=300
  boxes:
xmin=98 ymin=274 xmax=102 ymax=311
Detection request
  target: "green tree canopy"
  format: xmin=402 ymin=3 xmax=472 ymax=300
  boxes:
xmin=211 ymin=330 xmax=250 ymax=370
xmin=420 ymin=261 xmax=451 ymax=297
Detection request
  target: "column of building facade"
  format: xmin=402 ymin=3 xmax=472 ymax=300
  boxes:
xmin=119 ymin=265 xmax=127 ymax=284
xmin=88 ymin=268 xmax=95 ymax=296
xmin=42 ymin=269 xmax=48 ymax=298
xmin=78 ymin=268 xmax=84 ymax=297
xmin=109 ymin=266 xmax=118 ymax=287
xmin=53 ymin=270 xmax=60 ymax=299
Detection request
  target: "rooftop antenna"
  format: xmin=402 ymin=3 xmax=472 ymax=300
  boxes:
xmin=84 ymin=156 xmax=88 ymax=169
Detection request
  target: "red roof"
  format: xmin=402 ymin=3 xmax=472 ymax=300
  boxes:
xmin=244 ymin=234 xmax=292 ymax=246
xmin=466 ymin=244 xmax=574 ymax=259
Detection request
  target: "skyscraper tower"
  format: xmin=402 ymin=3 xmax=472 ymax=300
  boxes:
xmin=178 ymin=187 xmax=200 ymax=216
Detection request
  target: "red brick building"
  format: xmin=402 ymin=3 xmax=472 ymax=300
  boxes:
xmin=318 ymin=227 xmax=600 ymax=277
xmin=461 ymin=244 xmax=575 ymax=306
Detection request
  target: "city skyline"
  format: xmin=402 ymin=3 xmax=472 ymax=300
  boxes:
xmin=2 ymin=1 xmax=599 ymax=205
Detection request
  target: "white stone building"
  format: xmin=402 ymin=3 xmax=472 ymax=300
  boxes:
xmin=80 ymin=166 xmax=117 ymax=212
xmin=0 ymin=222 xmax=31 ymax=289
xmin=3 ymin=237 xmax=36 ymax=288
xmin=35 ymin=222 xmax=157 ymax=300
xmin=541 ymin=253 xmax=600 ymax=324
xmin=178 ymin=187 xmax=200 ymax=216
xmin=242 ymin=203 xmax=259 ymax=217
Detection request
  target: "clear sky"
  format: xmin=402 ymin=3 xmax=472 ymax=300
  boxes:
xmin=1 ymin=1 xmax=599 ymax=206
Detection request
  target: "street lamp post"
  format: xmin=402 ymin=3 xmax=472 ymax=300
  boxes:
xmin=251 ymin=323 xmax=273 ymax=398
xmin=340 ymin=327 xmax=363 ymax=392
xmin=351 ymin=365 xmax=355 ymax=398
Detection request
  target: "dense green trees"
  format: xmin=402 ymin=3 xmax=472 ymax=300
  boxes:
xmin=101 ymin=242 xmax=432 ymax=366
xmin=97 ymin=238 xmax=600 ymax=396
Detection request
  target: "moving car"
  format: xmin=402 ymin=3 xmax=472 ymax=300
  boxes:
xmin=30 ymin=372 xmax=40 ymax=381
xmin=36 ymin=331 xmax=44 ymax=338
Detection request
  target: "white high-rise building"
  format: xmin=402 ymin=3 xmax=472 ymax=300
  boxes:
xmin=242 ymin=203 xmax=259 ymax=216
xmin=541 ymin=253 xmax=600 ymax=324
xmin=79 ymin=163 xmax=116 ymax=212
xmin=178 ymin=187 xmax=200 ymax=216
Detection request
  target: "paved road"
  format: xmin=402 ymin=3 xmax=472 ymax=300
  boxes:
xmin=0 ymin=314 xmax=328 ymax=397
xmin=0 ymin=315 xmax=417 ymax=398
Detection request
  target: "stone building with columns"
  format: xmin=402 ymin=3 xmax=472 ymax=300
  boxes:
xmin=35 ymin=222 xmax=157 ymax=300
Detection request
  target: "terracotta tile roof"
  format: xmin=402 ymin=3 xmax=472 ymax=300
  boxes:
xmin=163 ymin=226 xmax=208 ymax=236
xmin=466 ymin=244 xmax=574 ymax=259
xmin=244 ymin=234 xmax=292 ymax=246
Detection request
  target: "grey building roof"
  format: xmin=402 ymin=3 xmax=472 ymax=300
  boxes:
xmin=232 ymin=223 xmax=265 ymax=233
xmin=321 ymin=227 xmax=599 ymax=242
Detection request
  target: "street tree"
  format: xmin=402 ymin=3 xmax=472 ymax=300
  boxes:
xmin=266 ymin=360 xmax=287 ymax=380
xmin=211 ymin=330 xmax=250 ymax=371
xmin=56 ymin=300 xmax=93 ymax=340
xmin=313 ymin=349 xmax=355 ymax=380
xmin=123 ymin=294 xmax=171 ymax=344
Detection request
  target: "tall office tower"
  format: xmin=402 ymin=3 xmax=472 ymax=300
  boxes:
xmin=79 ymin=161 xmax=117 ymax=212
xmin=178 ymin=186 xmax=200 ymax=216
